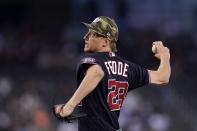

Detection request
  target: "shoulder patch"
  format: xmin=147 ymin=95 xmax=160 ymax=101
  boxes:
xmin=81 ymin=57 xmax=96 ymax=64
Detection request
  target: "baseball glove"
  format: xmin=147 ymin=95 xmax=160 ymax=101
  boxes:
xmin=52 ymin=104 xmax=87 ymax=123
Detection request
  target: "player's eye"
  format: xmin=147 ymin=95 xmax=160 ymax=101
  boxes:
xmin=91 ymin=32 xmax=106 ymax=38
xmin=92 ymin=33 xmax=97 ymax=37
xmin=95 ymin=33 xmax=106 ymax=38
xmin=85 ymin=31 xmax=106 ymax=39
xmin=87 ymin=31 xmax=95 ymax=36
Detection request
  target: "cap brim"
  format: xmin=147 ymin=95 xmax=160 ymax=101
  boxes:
xmin=81 ymin=22 xmax=94 ymax=29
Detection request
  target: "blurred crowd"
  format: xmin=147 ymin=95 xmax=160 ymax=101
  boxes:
xmin=0 ymin=0 xmax=197 ymax=131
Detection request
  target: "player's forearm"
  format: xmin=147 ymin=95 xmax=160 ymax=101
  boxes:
xmin=67 ymin=65 xmax=104 ymax=108
xmin=148 ymin=56 xmax=171 ymax=85
xmin=156 ymin=55 xmax=171 ymax=83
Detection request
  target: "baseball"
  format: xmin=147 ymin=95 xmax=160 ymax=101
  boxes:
xmin=152 ymin=44 xmax=157 ymax=53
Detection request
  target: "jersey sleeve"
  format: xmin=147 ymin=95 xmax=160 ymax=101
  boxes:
xmin=128 ymin=62 xmax=149 ymax=90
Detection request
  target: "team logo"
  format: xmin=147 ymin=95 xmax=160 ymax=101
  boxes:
xmin=107 ymin=32 xmax=111 ymax=37
xmin=82 ymin=57 xmax=96 ymax=64
xmin=93 ymin=18 xmax=102 ymax=23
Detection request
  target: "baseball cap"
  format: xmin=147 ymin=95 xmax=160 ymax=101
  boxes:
xmin=81 ymin=16 xmax=119 ymax=42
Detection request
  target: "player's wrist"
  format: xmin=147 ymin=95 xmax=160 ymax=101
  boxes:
xmin=67 ymin=100 xmax=77 ymax=109
xmin=160 ymin=53 xmax=170 ymax=60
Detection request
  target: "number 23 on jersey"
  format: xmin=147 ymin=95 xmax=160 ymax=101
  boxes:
xmin=107 ymin=79 xmax=129 ymax=111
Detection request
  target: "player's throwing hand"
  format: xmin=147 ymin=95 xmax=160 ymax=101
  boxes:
xmin=152 ymin=41 xmax=170 ymax=60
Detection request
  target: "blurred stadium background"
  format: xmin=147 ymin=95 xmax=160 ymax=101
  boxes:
xmin=0 ymin=0 xmax=197 ymax=131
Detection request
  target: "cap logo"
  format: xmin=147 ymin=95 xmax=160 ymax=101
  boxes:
xmin=107 ymin=32 xmax=111 ymax=37
xmin=93 ymin=18 xmax=102 ymax=23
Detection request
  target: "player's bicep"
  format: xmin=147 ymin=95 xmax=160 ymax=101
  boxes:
xmin=68 ymin=64 xmax=104 ymax=107
xmin=79 ymin=64 xmax=104 ymax=93
xmin=86 ymin=64 xmax=104 ymax=79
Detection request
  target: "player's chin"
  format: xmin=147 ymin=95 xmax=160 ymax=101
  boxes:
xmin=84 ymin=49 xmax=92 ymax=53
xmin=84 ymin=47 xmax=91 ymax=52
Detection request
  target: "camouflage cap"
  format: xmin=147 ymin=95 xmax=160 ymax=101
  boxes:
xmin=82 ymin=16 xmax=119 ymax=42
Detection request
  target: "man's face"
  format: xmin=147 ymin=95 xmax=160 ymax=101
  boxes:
xmin=83 ymin=30 xmax=105 ymax=52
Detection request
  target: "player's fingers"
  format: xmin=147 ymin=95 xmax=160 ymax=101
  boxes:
xmin=152 ymin=41 xmax=157 ymax=45
xmin=59 ymin=110 xmax=65 ymax=117
xmin=165 ymin=47 xmax=170 ymax=51
xmin=157 ymin=41 xmax=163 ymax=45
xmin=165 ymin=47 xmax=170 ymax=54
xmin=59 ymin=108 xmax=68 ymax=117
xmin=152 ymin=41 xmax=164 ymax=47
xmin=156 ymin=42 xmax=166 ymax=50
xmin=157 ymin=42 xmax=163 ymax=47
xmin=54 ymin=106 xmax=60 ymax=114
xmin=54 ymin=105 xmax=63 ymax=114
xmin=154 ymin=53 xmax=160 ymax=59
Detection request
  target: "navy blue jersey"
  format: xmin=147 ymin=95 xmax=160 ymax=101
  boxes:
xmin=77 ymin=52 xmax=149 ymax=131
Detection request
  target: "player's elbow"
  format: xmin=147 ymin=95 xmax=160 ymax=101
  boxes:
xmin=152 ymin=78 xmax=169 ymax=86
xmin=157 ymin=67 xmax=171 ymax=86
xmin=149 ymin=70 xmax=170 ymax=86
xmin=160 ymin=77 xmax=170 ymax=85
xmin=162 ymin=71 xmax=171 ymax=84
xmin=157 ymin=74 xmax=170 ymax=85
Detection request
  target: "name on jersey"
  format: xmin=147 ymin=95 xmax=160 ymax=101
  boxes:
xmin=104 ymin=61 xmax=129 ymax=77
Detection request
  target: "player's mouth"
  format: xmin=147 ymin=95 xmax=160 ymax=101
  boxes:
xmin=84 ymin=43 xmax=89 ymax=52
xmin=85 ymin=42 xmax=89 ymax=48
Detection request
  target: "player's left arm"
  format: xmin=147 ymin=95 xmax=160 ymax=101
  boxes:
xmin=55 ymin=64 xmax=104 ymax=117
xmin=148 ymin=41 xmax=171 ymax=85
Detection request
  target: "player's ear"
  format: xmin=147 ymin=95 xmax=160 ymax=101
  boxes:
xmin=106 ymin=39 xmax=111 ymax=47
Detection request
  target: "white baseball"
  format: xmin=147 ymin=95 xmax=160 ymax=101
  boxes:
xmin=152 ymin=44 xmax=157 ymax=53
